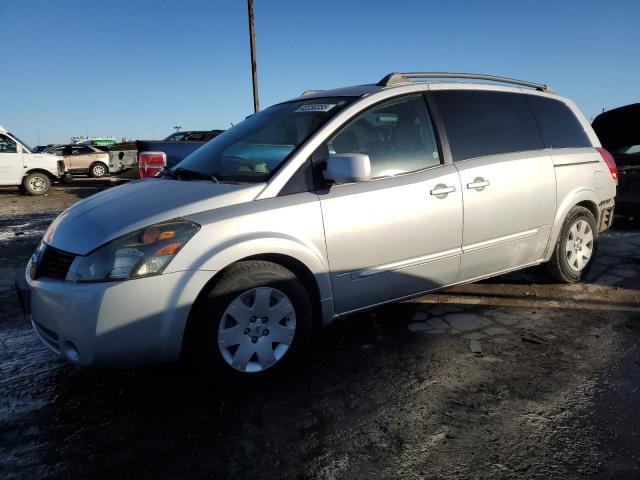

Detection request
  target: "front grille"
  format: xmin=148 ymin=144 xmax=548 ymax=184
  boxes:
xmin=34 ymin=245 xmax=76 ymax=280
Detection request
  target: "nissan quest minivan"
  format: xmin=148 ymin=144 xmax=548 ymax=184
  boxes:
xmin=17 ymin=73 xmax=617 ymax=380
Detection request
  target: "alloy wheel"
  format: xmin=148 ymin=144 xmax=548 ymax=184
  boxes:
xmin=92 ymin=164 xmax=106 ymax=177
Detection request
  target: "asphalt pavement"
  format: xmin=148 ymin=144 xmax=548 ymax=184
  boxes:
xmin=1 ymin=180 xmax=639 ymax=480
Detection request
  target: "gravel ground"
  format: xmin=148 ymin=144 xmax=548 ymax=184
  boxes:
xmin=0 ymin=180 xmax=639 ymax=480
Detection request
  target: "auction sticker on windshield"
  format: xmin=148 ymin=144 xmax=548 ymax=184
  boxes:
xmin=295 ymin=104 xmax=336 ymax=113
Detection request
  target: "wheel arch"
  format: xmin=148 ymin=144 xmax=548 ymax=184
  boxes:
xmin=23 ymin=168 xmax=57 ymax=181
xmin=543 ymin=189 xmax=600 ymax=261
xmin=180 ymin=251 xmax=332 ymax=359
xmin=575 ymin=200 xmax=599 ymax=222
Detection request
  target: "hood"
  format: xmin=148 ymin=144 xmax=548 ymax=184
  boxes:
xmin=44 ymin=178 xmax=265 ymax=255
xmin=592 ymin=103 xmax=640 ymax=152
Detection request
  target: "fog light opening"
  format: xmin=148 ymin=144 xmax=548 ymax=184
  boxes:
xmin=62 ymin=340 xmax=79 ymax=363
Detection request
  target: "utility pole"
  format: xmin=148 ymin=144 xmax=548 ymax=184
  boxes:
xmin=247 ymin=0 xmax=259 ymax=112
xmin=173 ymin=125 xmax=181 ymax=133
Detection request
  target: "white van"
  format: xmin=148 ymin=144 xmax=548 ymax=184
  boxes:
xmin=0 ymin=125 xmax=71 ymax=195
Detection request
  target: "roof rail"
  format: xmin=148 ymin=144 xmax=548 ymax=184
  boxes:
xmin=301 ymin=89 xmax=325 ymax=96
xmin=377 ymin=72 xmax=554 ymax=93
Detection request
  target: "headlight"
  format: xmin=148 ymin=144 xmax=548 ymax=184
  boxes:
xmin=67 ymin=219 xmax=199 ymax=282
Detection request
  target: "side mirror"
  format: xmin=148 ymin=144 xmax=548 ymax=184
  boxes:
xmin=16 ymin=144 xmax=23 ymax=154
xmin=324 ymin=153 xmax=371 ymax=184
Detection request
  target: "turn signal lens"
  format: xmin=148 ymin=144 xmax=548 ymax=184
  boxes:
xmin=158 ymin=230 xmax=176 ymax=241
xmin=153 ymin=242 xmax=182 ymax=256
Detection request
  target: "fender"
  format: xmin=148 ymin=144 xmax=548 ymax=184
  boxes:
xmin=196 ymin=233 xmax=332 ymax=299
xmin=542 ymin=187 xmax=600 ymax=260
xmin=24 ymin=168 xmax=57 ymax=180
xmin=161 ymin=233 xmax=335 ymax=360
xmin=166 ymin=227 xmax=335 ymax=320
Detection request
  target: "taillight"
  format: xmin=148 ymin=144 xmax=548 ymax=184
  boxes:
xmin=597 ymin=147 xmax=618 ymax=183
xmin=139 ymin=151 xmax=166 ymax=179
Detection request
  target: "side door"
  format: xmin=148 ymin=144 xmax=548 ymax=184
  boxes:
xmin=317 ymin=94 xmax=463 ymax=314
xmin=0 ymin=134 xmax=23 ymax=185
xmin=430 ymin=88 xmax=557 ymax=281
xmin=69 ymin=145 xmax=95 ymax=171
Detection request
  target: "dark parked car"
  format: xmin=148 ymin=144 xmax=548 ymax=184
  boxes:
xmin=163 ymin=130 xmax=223 ymax=142
xmin=593 ymin=103 xmax=640 ymax=219
xmin=108 ymin=130 xmax=224 ymax=179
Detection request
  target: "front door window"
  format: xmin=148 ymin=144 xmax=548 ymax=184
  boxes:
xmin=328 ymin=95 xmax=441 ymax=178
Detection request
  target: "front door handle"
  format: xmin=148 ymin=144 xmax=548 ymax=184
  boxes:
xmin=467 ymin=177 xmax=490 ymax=191
xmin=430 ymin=184 xmax=456 ymax=197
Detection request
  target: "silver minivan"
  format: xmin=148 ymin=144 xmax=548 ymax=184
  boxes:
xmin=18 ymin=73 xmax=617 ymax=380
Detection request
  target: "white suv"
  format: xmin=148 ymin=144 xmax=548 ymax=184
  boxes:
xmin=0 ymin=126 xmax=71 ymax=195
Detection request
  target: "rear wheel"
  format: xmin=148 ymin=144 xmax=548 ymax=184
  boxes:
xmin=185 ymin=261 xmax=313 ymax=382
xmin=89 ymin=162 xmax=108 ymax=178
xmin=547 ymin=206 xmax=598 ymax=283
xmin=22 ymin=172 xmax=51 ymax=195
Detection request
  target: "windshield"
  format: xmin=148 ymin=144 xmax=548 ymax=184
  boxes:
xmin=173 ymin=97 xmax=354 ymax=182
xmin=8 ymin=133 xmax=33 ymax=153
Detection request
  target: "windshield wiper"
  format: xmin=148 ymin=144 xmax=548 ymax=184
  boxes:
xmin=158 ymin=166 xmax=177 ymax=179
xmin=173 ymin=167 xmax=219 ymax=183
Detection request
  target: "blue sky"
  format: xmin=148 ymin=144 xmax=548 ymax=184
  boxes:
xmin=1 ymin=0 xmax=639 ymax=146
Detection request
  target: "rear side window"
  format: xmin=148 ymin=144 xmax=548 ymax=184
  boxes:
xmin=71 ymin=146 xmax=93 ymax=155
xmin=526 ymin=95 xmax=591 ymax=149
xmin=432 ymin=90 xmax=544 ymax=161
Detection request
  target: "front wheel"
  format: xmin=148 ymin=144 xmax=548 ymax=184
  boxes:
xmin=22 ymin=172 xmax=51 ymax=195
xmin=185 ymin=261 xmax=313 ymax=381
xmin=547 ymin=206 xmax=598 ymax=283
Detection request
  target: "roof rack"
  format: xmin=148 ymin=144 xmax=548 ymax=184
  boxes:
xmin=377 ymin=72 xmax=554 ymax=93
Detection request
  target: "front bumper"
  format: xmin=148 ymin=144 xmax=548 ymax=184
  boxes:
xmin=20 ymin=264 xmax=213 ymax=367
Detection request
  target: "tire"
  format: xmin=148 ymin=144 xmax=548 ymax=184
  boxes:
xmin=547 ymin=206 xmax=598 ymax=283
xmin=184 ymin=260 xmax=313 ymax=382
xmin=22 ymin=172 xmax=51 ymax=195
xmin=89 ymin=162 xmax=108 ymax=178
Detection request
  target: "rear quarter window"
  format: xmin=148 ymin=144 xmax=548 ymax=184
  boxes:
xmin=526 ymin=95 xmax=591 ymax=149
xmin=432 ymin=90 xmax=544 ymax=162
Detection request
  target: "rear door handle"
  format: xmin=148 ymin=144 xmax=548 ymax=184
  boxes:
xmin=430 ymin=184 xmax=456 ymax=197
xmin=467 ymin=178 xmax=490 ymax=190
